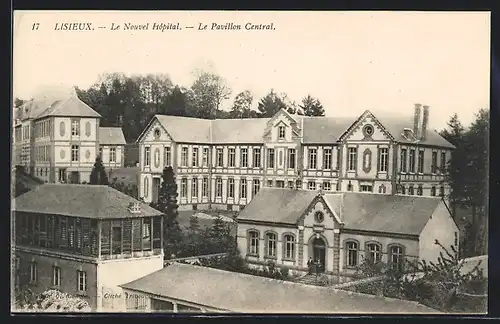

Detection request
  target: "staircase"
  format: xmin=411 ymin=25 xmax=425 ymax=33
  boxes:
xmin=294 ymin=274 xmax=321 ymax=286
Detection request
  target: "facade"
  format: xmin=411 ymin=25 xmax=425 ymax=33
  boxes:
xmin=120 ymin=262 xmax=439 ymax=313
xmin=136 ymin=104 xmax=454 ymax=210
xmin=13 ymin=88 xmax=126 ymax=184
xmin=98 ymin=127 xmax=127 ymax=170
xmin=12 ymin=184 xmax=164 ymax=311
xmin=236 ymin=188 xmax=459 ymax=277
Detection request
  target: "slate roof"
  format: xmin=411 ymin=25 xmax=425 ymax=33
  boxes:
xmin=12 ymin=184 xmax=162 ymax=219
xmin=99 ymin=127 xmax=126 ymax=145
xmin=237 ymin=189 xmax=444 ymax=236
xmin=120 ymin=263 xmax=440 ymax=314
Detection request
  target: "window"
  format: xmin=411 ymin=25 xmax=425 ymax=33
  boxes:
xmin=366 ymin=243 xmax=382 ymax=264
xmin=77 ymin=271 xmax=87 ymax=292
xmin=417 ymin=150 xmax=424 ymax=173
xmin=401 ymin=185 xmax=406 ymax=195
xmin=30 ymin=262 xmax=37 ymax=283
xmin=51 ymin=266 xmax=61 ymax=286
xmin=314 ymin=211 xmax=325 ymax=223
xmin=142 ymin=218 xmax=151 ymax=250
xmin=71 ymin=119 xmax=80 ymax=136
xmin=267 ymin=149 xmax=275 ymax=168
xmin=202 ymin=147 xmax=209 ymax=167
xmin=216 ymin=178 xmax=223 ymax=198
xmin=240 ymin=148 xmax=248 ymax=167
xmin=164 ymin=146 xmax=171 ymax=167
xmin=346 ymin=241 xmax=359 ymax=267
xmin=191 ymin=178 xmax=198 ymax=198
xmin=348 ymin=147 xmax=357 ymax=171
xmin=431 ymin=186 xmax=436 ymax=196
xmin=111 ymin=224 xmax=122 ymax=254
xmin=253 ymin=148 xmax=261 ymax=168
xmin=323 ymin=148 xmax=332 ymax=169
xmin=181 ymin=147 xmax=188 ymax=167
xmin=288 ymin=148 xmax=296 ymax=169
xmin=400 ymin=149 xmax=408 ymax=172
xmin=308 ymin=181 xmax=316 ymax=191
xmin=409 ymin=149 xmax=415 ymax=173
xmin=288 ymin=181 xmax=294 ymax=189
xmin=379 ymin=148 xmax=388 ymax=172
xmin=347 ymin=182 xmax=353 ymax=191
xmin=284 ymin=234 xmax=295 ymax=259
xmin=439 ymin=186 xmax=445 ymax=197
xmin=323 ymin=182 xmax=331 ymax=191
xmin=378 ymin=185 xmax=387 ymax=194
xmin=228 ymin=178 xmax=235 ymax=198
xmin=308 ymin=148 xmax=317 ymax=169
xmin=267 ymin=180 xmax=273 ymax=187
xmin=454 ymin=232 xmax=458 ymax=247
xmin=360 ymin=185 xmax=373 ymax=192
xmin=216 ymin=148 xmax=224 ymax=167
xmin=109 ymin=147 xmax=116 ymax=162
xmin=181 ymin=178 xmax=188 ymax=198
xmin=71 ymin=145 xmax=79 ymax=162
xmin=336 ymin=182 xmax=340 ymax=191
xmin=417 ymin=185 xmax=423 ymax=196
xmin=252 ymin=179 xmax=260 ymax=196
xmin=192 ymin=147 xmax=199 ymax=167
xmin=240 ymin=179 xmax=247 ymax=198
xmin=144 ymin=147 xmax=150 ymax=167
xmin=265 ymin=232 xmax=277 ymax=258
xmin=202 ymin=177 xmax=208 ymax=197
xmin=248 ymin=230 xmax=259 ymax=255
xmin=228 ymin=148 xmax=235 ymax=167
xmin=336 ymin=148 xmax=340 ymax=170
xmin=408 ymin=185 xmax=414 ymax=195
xmin=389 ymin=245 xmax=404 ymax=271
xmin=431 ymin=151 xmax=438 ymax=173
xmin=440 ymin=152 xmax=446 ymax=173
xmin=278 ymin=126 xmax=286 ymax=139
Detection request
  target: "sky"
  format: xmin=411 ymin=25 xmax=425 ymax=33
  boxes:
xmin=13 ymin=11 xmax=490 ymax=131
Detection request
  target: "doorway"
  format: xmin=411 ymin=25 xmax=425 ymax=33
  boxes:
xmin=70 ymin=171 xmax=80 ymax=184
xmin=276 ymin=180 xmax=285 ymax=188
xmin=312 ymin=237 xmax=326 ymax=273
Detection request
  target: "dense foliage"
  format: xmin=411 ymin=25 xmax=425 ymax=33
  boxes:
xmin=14 ymin=288 xmax=91 ymax=312
xmin=89 ymin=156 xmax=109 ymax=185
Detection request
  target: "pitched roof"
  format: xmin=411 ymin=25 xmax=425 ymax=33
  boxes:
xmin=99 ymin=127 xmax=126 ymax=145
xmin=12 ymin=184 xmax=162 ymax=219
xmin=300 ymin=116 xmax=354 ymax=143
xmin=120 ymin=263 xmax=440 ymax=314
xmin=211 ymin=118 xmax=270 ymax=144
xmin=155 ymin=115 xmax=211 ymax=143
xmin=237 ymin=189 xmax=444 ymax=236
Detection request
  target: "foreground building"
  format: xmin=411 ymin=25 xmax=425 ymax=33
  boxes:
xmin=13 ymin=88 xmax=126 ymax=184
xmin=120 ymin=262 xmax=439 ymax=313
xmin=12 ymin=184 xmax=164 ymax=311
xmin=136 ymin=104 xmax=454 ymax=210
xmin=236 ymin=188 xmax=459 ymax=277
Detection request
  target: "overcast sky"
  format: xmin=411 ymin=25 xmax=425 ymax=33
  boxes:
xmin=13 ymin=11 xmax=490 ymax=130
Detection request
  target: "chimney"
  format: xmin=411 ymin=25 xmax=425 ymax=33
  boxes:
xmin=421 ymin=105 xmax=429 ymax=140
xmin=413 ymin=103 xmax=422 ymax=137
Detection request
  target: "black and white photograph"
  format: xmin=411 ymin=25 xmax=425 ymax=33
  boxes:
xmin=11 ymin=10 xmax=490 ymax=314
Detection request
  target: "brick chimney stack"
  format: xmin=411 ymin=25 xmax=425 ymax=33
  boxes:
xmin=421 ymin=105 xmax=429 ymax=140
xmin=413 ymin=103 xmax=422 ymax=138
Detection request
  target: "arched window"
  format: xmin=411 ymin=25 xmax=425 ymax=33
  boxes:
xmin=345 ymin=240 xmax=359 ymax=268
xmin=247 ymin=230 xmax=260 ymax=256
xmin=265 ymin=232 xmax=277 ymax=258
xmin=283 ymin=234 xmax=296 ymax=260
xmin=388 ymin=244 xmax=405 ymax=271
xmin=365 ymin=242 xmax=382 ymax=264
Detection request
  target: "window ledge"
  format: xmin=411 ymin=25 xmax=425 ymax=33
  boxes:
xmin=264 ymin=256 xmax=277 ymax=261
xmin=76 ymin=291 xmax=89 ymax=298
xmin=282 ymin=258 xmax=296 ymax=262
xmin=246 ymin=254 xmax=259 ymax=258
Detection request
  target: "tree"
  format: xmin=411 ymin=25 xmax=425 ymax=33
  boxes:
xmin=257 ymin=90 xmax=288 ymax=117
xmin=89 ymin=156 xmax=109 ymax=185
xmin=191 ymin=70 xmax=232 ymax=119
xmin=14 ymin=98 xmax=25 ymax=108
xmin=229 ymin=90 xmax=257 ymax=118
xmin=300 ymin=95 xmax=325 ymax=117
xmin=161 ymin=86 xmax=192 ymax=117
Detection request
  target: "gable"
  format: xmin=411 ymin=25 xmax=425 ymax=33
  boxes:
xmin=263 ymin=109 xmax=300 ymax=139
xmin=298 ymin=195 xmax=342 ymax=227
xmin=339 ymin=111 xmax=394 ymax=142
xmin=140 ymin=118 xmax=173 ymax=143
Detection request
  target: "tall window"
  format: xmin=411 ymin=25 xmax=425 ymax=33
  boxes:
xmin=284 ymin=234 xmax=295 ymax=259
xmin=202 ymin=148 xmax=209 ymax=167
xmin=240 ymin=179 xmax=247 ymax=199
xmin=278 ymin=126 xmax=286 ymax=139
xmin=409 ymin=149 xmax=416 ymax=173
xmin=109 ymin=147 xmax=116 ymax=162
xmin=252 ymin=179 xmax=260 ymax=196
xmin=401 ymin=185 xmax=406 ymax=195
xmin=240 ymin=148 xmax=248 ymax=167
xmin=181 ymin=147 xmax=188 ymax=167
xmin=308 ymin=181 xmax=316 ymax=191
xmin=202 ymin=177 xmax=208 ymax=197
xmin=216 ymin=148 xmax=224 ymax=167
xmin=77 ymin=270 xmax=87 ymax=292
xmin=228 ymin=178 xmax=235 ymax=198
xmin=348 ymin=147 xmax=357 ymax=171
xmin=390 ymin=245 xmax=404 ymax=271
xmin=252 ymin=148 xmax=261 ymax=168
xmin=180 ymin=178 xmax=187 ymax=198
xmin=440 ymin=152 xmax=446 ymax=173
xmin=71 ymin=145 xmax=79 ymax=162
xmin=323 ymin=148 xmax=332 ymax=169
xmin=431 ymin=186 xmax=436 ymax=196
xmin=400 ymin=148 xmax=408 ymax=173
xmin=379 ymin=148 xmax=388 ymax=172
xmin=366 ymin=243 xmax=381 ymax=263
xmin=71 ymin=119 xmax=80 ymax=136
xmin=408 ymin=185 xmax=414 ymax=195
xmin=439 ymin=186 xmax=445 ymax=197
xmin=431 ymin=151 xmax=438 ymax=173
xmin=267 ymin=149 xmax=275 ymax=168
xmin=266 ymin=232 xmax=277 ymax=257
xmin=323 ymin=182 xmax=331 ymax=191
xmin=288 ymin=148 xmax=296 ymax=169
xmin=191 ymin=178 xmax=198 ymax=198
xmin=192 ymin=147 xmax=199 ymax=167
xmin=346 ymin=241 xmax=359 ymax=267
xmin=30 ymin=262 xmax=37 ymax=283
xmin=144 ymin=147 xmax=150 ymax=167
xmin=216 ymin=178 xmax=223 ymax=198
xmin=417 ymin=150 xmax=424 ymax=173
xmin=308 ymin=148 xmax=317 ymax=169
xmin=248 ymin=230 xmax=259 ymax=255
xmin=417 ymin=184 xmax=423 ymax=196
xmin=164 ymin=146 xmax=171 ymax=167
xmin=52 ymin=266 xmax=61 ymax=286
xmin=228 ymin=148 xmax=235 ymax=167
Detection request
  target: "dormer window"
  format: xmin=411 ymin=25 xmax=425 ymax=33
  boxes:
xmin=402 ymin=128 xmax=416 ymax=141
xmin=278 ymin=126 xmax=286 ymax=139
